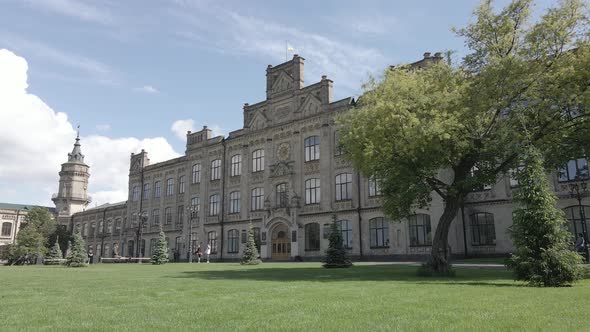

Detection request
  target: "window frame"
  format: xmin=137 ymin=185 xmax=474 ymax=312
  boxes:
xmin=210 ymin=159 xmax=221 ymax=181
xmin=276 ymin=183 xmax=288 ymax=208
xmin=192 ymin=163 xmax=201 ymax=184
xmin=209 ymin=194 xmax=220 ymax=216
xmin=229 ymin=191 xmax=241 ymax=214
xmin=304 ymin=136 xmax=320 ymax=162
xmin=230 ymin=154 xmax=242 ymax=177
xmin=304 ymin=178 xmax=320 ymax=205
xmin=251 ymin=187 xmax=264 ymax=211
xmin=166 ymin=178 xmax=174 ymax=196
xmin=228 ymin=229 xmax=239 ymax=253
xmin=178 ymin=175 xmax=186 ymax=194
xmin=369 ymin=217 xmax=389 ymax=248
xmin=409 ymin=214 xmax=432 ymax=246
xmin=252 ymin=149 xmax=265 ymax=173
xmin=470 ymin=212 xmax=496 ymax=246
xmin=559 ymin=158 xmax=589 ymax=182
xmin=208 ymin=231 xmax=218 ymax=254
xmin=335 ymin=173 xmax=353 ymax=201
xmin=1 ymin=222 xmax=12 ymax=237
xmin=305 ymin=222 xmax=320 ymax=251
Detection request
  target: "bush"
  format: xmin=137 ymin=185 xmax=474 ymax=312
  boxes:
xmin=323 ymin=215 xmax=352 ymax=268
xmin=66 ymin=231 xmax=88 ymax=268
xmin=152 ymin=229 xmax=169 ymax=265
xmin=241 ymin=222 xmax=261 ymax=265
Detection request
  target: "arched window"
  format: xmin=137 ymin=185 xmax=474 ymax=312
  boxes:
xmin=1 ymin=222 xmax=12 ymax=237
xmin=470 ymin=212 xmax=496 ymax=246
xmin=107 ymin=221 xmax=113 ymax=234
xmin=369 ymin=217 xmax=389 ymax=248
xmin=211 ymin=159 xmax=221 ymax=180
xmin=252 ymin=149 xmax=265 ymax=172
xmin=305 ymin=223 xmax=320 ymax=251
xmin=409 ymin=214 xmax=431 ymax=246
xmin=563 ymin=205 xmax=590 ymax=237
xmin=178 ymin=175 xmax=186 ymax=194
xmin=304 ymin=136 xmax=320 ymax=161
xmin=209 ymin=194 xmax=220 ymax=216
xmin=190 ymin=197 xmax=200 ymax=217
xmin=229 ymin=191 xmax=241 ymax=214
xmin=82 ymin=223 xmax=88 ymax=236
xmin=228 ymin=229 xmax=239 ymax=253
xmin=164 ymin=207 xmax=172 ymax=224
xmin=154 ymin=181 xmax=161 ymax=198
xmin=192 ymin=163 xmax=201 ymax=183
xmin=152 ymin=209 xmax=160 ymax=225
xmin=305 ymin=178 xmax=320 ymax=204
xmin=335 ymin=173 xmax=353 ymax=201
xmin=231 ymin=154 xmax=242 ymax=176
xmin=166 ymin=178 xmax=174 ymax=196
xmin=337 ymin=220 xmax=353 ymax=249
xmin=276 ymin=183 xmax=288 ymax=207
xmin=208 ymin=231 xmax=218 ymax=253
xmin=251 ymin=188 xmax=264 ymax=211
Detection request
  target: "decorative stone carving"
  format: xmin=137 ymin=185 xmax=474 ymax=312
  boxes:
xmin=334 ymin=157 xmax=352 ymax=169
xmin=304 ymin=161 xmax=320 ymax=174
xmin=277 ymin=143 xmax=291 ymax=161
xmin=272 ymin=71 xmax=293 ymax=93
xmin=270 ymin=161 xmax=294 ymax=178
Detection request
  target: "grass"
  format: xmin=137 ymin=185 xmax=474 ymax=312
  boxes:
xmin=1 ymin=263 xmax=589 ymax=331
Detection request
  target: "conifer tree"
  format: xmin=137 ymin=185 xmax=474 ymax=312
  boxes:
xmin=323 ymin=215 xmax=352 ymax=268
xmin=507 ymin=146 xmax=583 ymax=286
xmin=66 ymin=231 xmax=88 ymax=267
xmin=241 ymin=222 xmax=261 ymax=265
xmin=45 ymin=236 xmax=63 ymax=265
xmin=152 ymin=229 xmax=169 ymax=265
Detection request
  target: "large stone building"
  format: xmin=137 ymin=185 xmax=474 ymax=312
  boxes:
xmin=0 ymin=203 xmax=56 ymax=256
xmin=55 ymin=53 xmax=590 ymax=262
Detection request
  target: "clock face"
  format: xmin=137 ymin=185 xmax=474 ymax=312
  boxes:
xmin=277 ymin=143 xmax=290 ymax=161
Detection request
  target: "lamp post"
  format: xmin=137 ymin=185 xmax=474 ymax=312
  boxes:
xmin=187 ymin=205 xmax=199 ymax=263
xmin=136 ymin=211 xmax=148 ymax=261
xmin=568 ymin=180 xmax=589 ymax=263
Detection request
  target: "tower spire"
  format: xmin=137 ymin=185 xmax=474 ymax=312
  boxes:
xmin=68 ymin=129 xmax=85 ymax=164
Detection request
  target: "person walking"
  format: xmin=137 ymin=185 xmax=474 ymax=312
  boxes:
xmin=575 ymin=233 xmax=585 ymax=253
xmin=205 ymin=243 xmax=211 ymax=263
xmin=88 ymin=248 xmax=94 ymax=264
xmin=196 ymin=244 xmax=202 ymax=263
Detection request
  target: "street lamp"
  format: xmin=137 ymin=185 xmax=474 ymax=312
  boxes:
xmin=136 ymin=211 xmax=148 ymax=261
xmin=187 ymin=205 xmax=199 ymax=263
xmin=568 ymin=180 xmax=589 ymax=263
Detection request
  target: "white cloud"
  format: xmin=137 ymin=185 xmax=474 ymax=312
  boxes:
xmin=0 ymin=49 xmax=180 ymax=206
xmin=22 ymin=0 xmax=114 ymax=25
xmin=136 ymin=85 xmax=160 ymax=94
xmin=95 ymin=124 xmax=111 ymax=131
xmin=171 ymin=119 xmax=194 ymax=140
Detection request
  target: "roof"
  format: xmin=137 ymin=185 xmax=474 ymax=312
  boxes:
xmin=0 ymin=202 xmax=56 ymax=213
xmin=83 ymin=201 xmax=127 ymax=212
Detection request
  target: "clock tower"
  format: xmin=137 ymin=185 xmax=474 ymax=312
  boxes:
xmin=52 ymin=133 xmax=91 ymax=229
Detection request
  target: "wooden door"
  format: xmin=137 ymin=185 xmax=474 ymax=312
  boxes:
xmin=271 ymin=231 xmax=291 ymax=260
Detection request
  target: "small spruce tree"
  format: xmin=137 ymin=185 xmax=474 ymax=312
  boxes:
xmin=506 ymin=146 xmax=583 ymax=286
xmin=152 ymin=229 xmax=169 ymax=265
xmin=241 ymin=222 xmax=261 ymax=265
xmin=323 ymin=215 xmax=352 ymax=268
xmin=66 ymin=231 xmax=88 ymax=267
xmin=45 ymin=236 xmax=64 ymax=265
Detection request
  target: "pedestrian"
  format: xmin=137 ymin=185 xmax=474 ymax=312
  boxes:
xmin=206 ymin=243 xmax=211 ymax=263
xmin=575 ymin=233 xmax=585 ymax=253
xmin=173 ymin=249 xmax=179 ymax=262
xmin=196 ymin=244 xmax=202 ymax=263
xmin=88 ymin=248 xmax=94 ymax=264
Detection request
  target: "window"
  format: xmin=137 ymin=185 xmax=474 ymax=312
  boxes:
xmin=177 ymin=205 xmax=184 ymax=225
xmin=152 ymin=209 xmax=160 ymax=225
xmin=179 ymin=176 xmax=186 ymax=194
xmin=369 ymin=217 xmax=389 ymax=248
xmin=335 ymin=173 xmax=353 ymax=201
xmin=228 ymin=229 xmax=239 ymax=253
xmin=470 ymin=213 xmax=496 ymax=246
xmin=276 ymin=183 xmax=288 ymax=207
xmin=563 ymin=205 xmax=590 ymax=238
xmin=209 ymin=194 xmax=220 ymax=216
xmin=251 ymin=187 xmax=264 ymax=211
xmin=559 ymin=158 xmax=589 ymax=182
xmin=305 ymin=223 xmax=320 ymax=250
xmin=252 ymin=149 xmax=265 ymax=172
xmin=143 ymin=183 xmax=150 ymax=199
xmin=82 ymin=223 xmax=88 ymax=236
xmin=369 ymin=177 xmax=383 ymax=197
xmin=208 ymin=231 xmax=218 ymax=253
xmin=192 ymin=163 xmax=201 ymax=183
xmin=304 ymin=136 xmax=320 ymax=161
xmin=132 ymin=185 xmax=139 ymax=201
xmin=231 ymin=154 xmax=242 ymax=176
xmin=409 ymin=214 xmax=432 ymax=246
xmin=166 ymin=178 xmax=174 ymax=196
xmin=107 ymin=221 xmax=113 ymax=234
xmin=115 ymin=218 xmax=121 ymax=230
xmin=90 ymin=222 xmax=96 ymax=235
xmin=337 ymin=220 xmax=353 ymax=249
xmin=211 ymin=159 xmax=221 ymax=180
xmin=229 ymin=191 xmax=241 ymax=214
xmin=190 ymin=197 xmax=200 ymax=217
xmin=241 ymin=230 xmax=247 ymax=244
xmin=334 ymin=131 xmax=344 ymax=156
xmin=150 ymin=238 xmax=157 ymax=255
xmin=164 ymin=207 xmax=172 ymax=225
xmin=154 ymin=181 xmax=161 ymax=198
xmin=305 ymin=178 xmax=320 ymax=204
xmin=1 ymin=222 xmax=12 ymax=236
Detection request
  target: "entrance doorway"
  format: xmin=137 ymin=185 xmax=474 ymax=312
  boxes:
xmin=271 ymin=230 xmax=291 ymax=260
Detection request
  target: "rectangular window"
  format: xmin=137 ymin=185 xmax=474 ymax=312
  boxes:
xmin=370 ymin=217 xmax=389 ymax=248
xmin=192 ymin=163 xmax=201 ymax=184
xmin=470 ymin=213 xmax=496 ymax=246
xmin=304 ymin=136 xmax=320 ymax=161
xmin=231 ymin=154 xmax=242 ymax=177
xmin=208 ymin=231 xmax=218 ymax=253
xmin=338 ymin=220 xmax=353 ymax=249
xmin=211 ymin=159 xmax=221 ymax=181
xmin=229 ymin=191 xmax=241 ymax=214
xmin=179 ymin=176 xmax=185 ymax=194
xmin=559 ymin=158 xmax=589 ymax=182
xmin=143 ymin=183 xmax=150 ymax=199
xmin=177 ymin=205 xmax=184 ymax=225
xmin=166 ymin=178 xmax=174 ymax=196
xmin=132 ymin=185 xmax=139 ymax=201
xmin=409 ymin=214 xmax=432 ymax=246
xmin=305 ymin=178 xmax=320 ymax=204
xmin=154 ymin=181 xmax=161 ymax=198
xmin=152 ymin=209 xmax=160 ymax=225
xmin=165 ymin=207 xmax=172 ymax=225
xmin=276 ymin=183 xmax=288 ymax=208
xmin=228 ymin=229 xmax=239 ymax=253
xmin=369 ymin=177 xmax=383 ymax=197
xmin=305 ymin=223 xmax=320 ymax=250
xmin=190 ymin=197 xmax=200 ymax=217
xmin=335 ymin=173 xmax=353 ymax=201
xmin=209 ymin=194 xmax=220 ymax=216
xmin=252 ymin=149 xmax=264 ymax=172
xmin=251 ymin=188 xmax=264 ymax=211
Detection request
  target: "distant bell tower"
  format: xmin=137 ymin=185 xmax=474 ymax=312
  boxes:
xmin=52 ymin=132 xmax=91 ymax=228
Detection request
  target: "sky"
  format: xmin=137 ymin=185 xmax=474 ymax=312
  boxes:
xmin=0 ymin=0 xmax=557 ymax=207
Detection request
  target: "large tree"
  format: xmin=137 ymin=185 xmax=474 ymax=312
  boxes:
xmin=7 ymin=207 xmax=57 ymax=264
xmin=339 ymin=0 xmax=590 ymax=273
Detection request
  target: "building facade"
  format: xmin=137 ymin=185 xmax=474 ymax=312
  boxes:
xmin=0 ymin=203 xmax=57 ymax=257
xmin=56 ymin=53 xmax=590 ymax=262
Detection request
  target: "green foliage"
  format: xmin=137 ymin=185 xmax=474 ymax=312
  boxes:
xmin=323 ymin=215 xmax=352 ymax=268
xmin=241 ymin=222 xmax=261 ymax=265
xmin=44 ymin=237 xmax=64 ymax=265
xmin=49 ymin=226 xmax=72 ymax=259
xmin=506 ymin=146 xmax=583 ymax=286
xmin=66 ymin=231 xmax=87 ymax=267
xmin=6 ymin=207 xmax=57 ymax=264
xmin=152 ymin=229 xmax=169 ymax=265
xmin=338 ymin=0 xmax=590 ymax=273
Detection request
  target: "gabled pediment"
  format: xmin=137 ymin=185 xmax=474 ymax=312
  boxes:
xmin=248 ymin=110 xmax=269 ymax=130
xmin=296 ymin=94 xmax=322 ymax=117
xmin=272 ymin=71 xmax=293 ymax=94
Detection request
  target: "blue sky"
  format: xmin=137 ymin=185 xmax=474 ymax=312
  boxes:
xmin=0 ymin=0 xmax=556 ymax=206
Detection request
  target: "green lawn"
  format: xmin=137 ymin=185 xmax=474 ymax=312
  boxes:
xmin=1 ymin=263 xmax=589 ymax=331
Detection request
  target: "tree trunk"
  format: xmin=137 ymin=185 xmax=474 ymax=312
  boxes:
xmin=426 ymin=197 xmax=460 ymax=274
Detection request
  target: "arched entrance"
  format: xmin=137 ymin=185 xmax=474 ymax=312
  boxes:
xmin=271 ymin=223 xmax=291 ymax=260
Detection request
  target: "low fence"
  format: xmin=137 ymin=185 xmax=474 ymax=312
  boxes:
xmin=99 ymin=257 xmax=151 ymax=264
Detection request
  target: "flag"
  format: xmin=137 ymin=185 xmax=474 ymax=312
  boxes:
xmin=287 ymin=44 xmax=295 ymax=52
